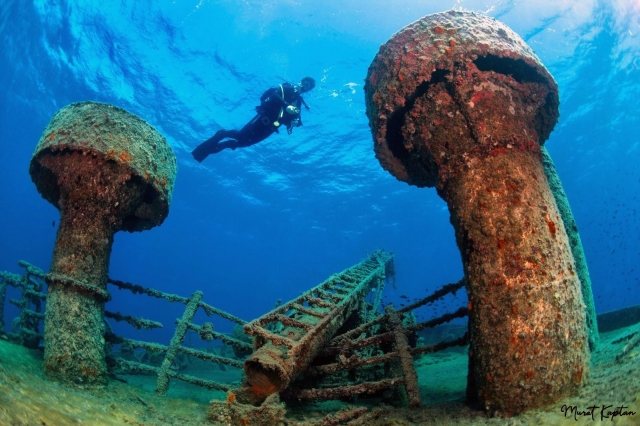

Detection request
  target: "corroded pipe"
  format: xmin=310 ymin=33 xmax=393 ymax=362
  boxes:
xmin=30 ymin=101 xmax=176 ymax=385
xmin=365 ymin=11 xmax=589 ymax=415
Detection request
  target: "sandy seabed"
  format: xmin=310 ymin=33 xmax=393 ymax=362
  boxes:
xmin=1 ymin=322 xmax=638 ymax=426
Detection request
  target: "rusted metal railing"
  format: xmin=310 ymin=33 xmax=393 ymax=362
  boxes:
xmin=281 ymin=279 xmax=469 ymax=407
xmin=1 ymin=260 xmax=251 ymax=395
xmin=104 ymin=278 xmax=251 ymax=395
xmin=0 ymin=261 xmax=47 ymax=348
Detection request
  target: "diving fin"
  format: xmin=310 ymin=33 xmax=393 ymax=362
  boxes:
xmin=192 ymin=131 xmax=223 ymax=162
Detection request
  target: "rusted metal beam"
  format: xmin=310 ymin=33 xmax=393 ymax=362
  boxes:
xmin=243 ymin=250 xmax=394 ymax=400
xmin=284 ymin=377 xmax=405 ymax=401
xmin=386 ymin=306 xmax=421 ymax=408
xmin=406 ymin=306 xmax=469 ymax=334
xmin=307 ymin=352 xmax=397 ymax=377
xmin=396 ymin=279 xmax=465 ymax=314
xmin=410 ymin=334 xmax=469 ymax=356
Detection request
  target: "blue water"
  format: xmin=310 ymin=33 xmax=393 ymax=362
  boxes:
xmin=1 ymin=0 xmax=638 ymax=345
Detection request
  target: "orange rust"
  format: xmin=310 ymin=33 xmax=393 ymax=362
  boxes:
xmin=226 ymin=391 xmax=237 ymax=404
xmin=250 ymin=383 xmax=277 ymax=399
xmin=81 ymin=367 xmax=100 ymax=377
xmin=488 ymin=147 xmax=508 ymax=157
xmin=118 ymin=151 xmax=132 ymax=163
xmin=546 ymin=218 xmax=556 ymax=237
xmin=470 ymin=92 xmax=484 ymax=104
xmin=433 ymin=25 xmax=445 ymax=34
xmin=48 ymin=131 xmax=56 ymax=141
xmin=573 ymin=365 xmax=584 ymax=384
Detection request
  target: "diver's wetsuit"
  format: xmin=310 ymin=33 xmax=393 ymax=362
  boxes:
xmin=192 ymin=82 xmax=306 ymax=162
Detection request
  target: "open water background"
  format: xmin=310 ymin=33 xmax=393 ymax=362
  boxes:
xmin=0 ymin=0 xmax=638 ymax=344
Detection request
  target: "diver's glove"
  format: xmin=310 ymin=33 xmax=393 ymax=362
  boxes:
xmin=285 ymin=105 xmax=300 ymax=115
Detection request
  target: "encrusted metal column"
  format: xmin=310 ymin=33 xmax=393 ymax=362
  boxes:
xmin=30 ymin=101 xmax=177 ymax=385
xmin=364 ymin=11 xmax=589 ymax=415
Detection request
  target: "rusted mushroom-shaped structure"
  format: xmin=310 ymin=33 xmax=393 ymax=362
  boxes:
xmin=365 ymin=11 xmax=589 ymax=414
xmin=30 ymin=101 xmax=176 ymax=385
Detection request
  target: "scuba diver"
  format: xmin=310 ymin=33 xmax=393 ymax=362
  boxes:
xmin=191 ymin=76 xmax=316 ymax=162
